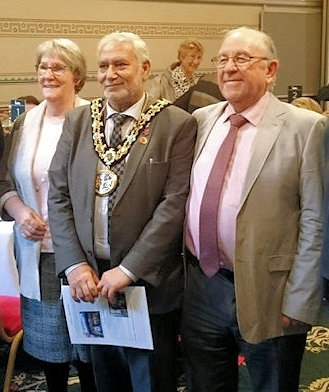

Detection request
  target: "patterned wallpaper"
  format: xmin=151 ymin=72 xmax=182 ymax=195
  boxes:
xmin=0 ymin=18 xmax=250 ymax=89
xmin=0 ymin=0 xmax=321 ymax=105
xmin=0 ymin=18 xmax=239 ymax=39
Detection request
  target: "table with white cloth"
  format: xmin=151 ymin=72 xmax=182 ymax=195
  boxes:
xmin=0 ymin=220 xmax=19 ymax=297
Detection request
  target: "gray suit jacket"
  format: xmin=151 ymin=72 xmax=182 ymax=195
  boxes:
xmin=48 ymin=96 xmax=197 ymax=314
xmin=192 ymin=93 xmax=328 ymax=343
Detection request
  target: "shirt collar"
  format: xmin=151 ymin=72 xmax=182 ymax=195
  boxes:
xmin=106 ymin=93 xmax=146 ymax=121
xmin=223 ymin=91 xmax=270 ymax=126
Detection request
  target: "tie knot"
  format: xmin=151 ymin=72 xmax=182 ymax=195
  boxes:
xmin=111 ymin=113 xmax=127 ymax=128
xmin=110 ymin=113 xmax=128 ymax=146
xmin=229 ymin=114 xmax=248 ymax=129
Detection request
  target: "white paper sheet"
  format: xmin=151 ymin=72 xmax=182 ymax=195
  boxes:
xmin=61 ymin=285 xmax=153 ymax=350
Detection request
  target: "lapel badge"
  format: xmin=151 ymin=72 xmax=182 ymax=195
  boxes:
xmin=142 ymin=126 xmax=150 ymax=136
xmin=139 ymin=136 xmax=148 ymax=145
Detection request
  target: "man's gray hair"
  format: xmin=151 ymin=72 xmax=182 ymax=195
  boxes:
xmin=97 ymin=31 xmax=151 ymax=64
xmin=221 ymin=26 xmax=278 ymax=60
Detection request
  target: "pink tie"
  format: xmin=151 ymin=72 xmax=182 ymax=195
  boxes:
xmin=199 ymin=114 xmax=248 ymax=277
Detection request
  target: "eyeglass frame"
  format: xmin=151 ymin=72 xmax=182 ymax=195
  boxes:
xmin=36 ymin=63 xmax=69 ymax=77
xmin=211 ymin=54 xmax=270 ymax=69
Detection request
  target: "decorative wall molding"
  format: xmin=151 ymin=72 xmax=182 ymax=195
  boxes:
xmin=0 ymin=71 xmax=213 ymax=85
xmin=130 ymin=0 xmax=321 ymax=5
xmin=0 ymin=18 xmax=257 ymax=86
xmin=0 ymin=18 xmax=252 ymax=39
xmin=0 ymin=73 xmax=98 ymax=84
xmin=0 ymin=73 xmax=36 ymax=84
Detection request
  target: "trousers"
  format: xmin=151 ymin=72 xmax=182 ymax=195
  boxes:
xmin=91 ymin=309 xmax=181 ymax=392
xmin=182 ymin=263 xmax=307 ymax=392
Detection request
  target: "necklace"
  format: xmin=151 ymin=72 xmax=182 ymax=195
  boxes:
xmin=91 ymin=97 xmax=171 ymax=196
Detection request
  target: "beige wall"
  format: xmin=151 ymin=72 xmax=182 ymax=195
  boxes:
xmin=0 ymin=0 xmax=323 ymax=109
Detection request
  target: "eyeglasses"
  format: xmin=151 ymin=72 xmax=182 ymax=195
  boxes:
xmin=36 ymin=63 xmax=68 ymax=77
xmin=211 ymin=54 xmax=269 ymax=69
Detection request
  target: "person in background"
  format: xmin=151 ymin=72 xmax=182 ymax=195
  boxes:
xmin=47 ymin=31 xmax=197 ymax=392
xmin=17 ymin=95 xmax=40 ymax=111
xmin=0 ymin=38 xmax=96 ymax=392
xmin=146 ymin=39 xmax=204 ymax=101
xmin=291 ymin=96 xmax=323 ymax=114
xmin=182 ymin=26 xmax=328 ymax=392
xmin=174 ymin=71 xmax=224 ymax=113
xmin=317 ymin=83 xmax=329 ymax=102
xmin=316 ymin=84 xmax=329 ymax=117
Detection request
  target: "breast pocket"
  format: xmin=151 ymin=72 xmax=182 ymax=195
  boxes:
xmin=144 ymin=161 xmax=169 ymax=191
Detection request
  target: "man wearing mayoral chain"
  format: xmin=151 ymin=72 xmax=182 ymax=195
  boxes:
xmin=48 ymin=31 xmax=197 ymax=392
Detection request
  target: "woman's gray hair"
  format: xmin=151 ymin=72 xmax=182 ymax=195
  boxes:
xmin=35 ymin=38 xmax=87 ymax=93
xmin=97 ymin=31 xmax=151 ymax=64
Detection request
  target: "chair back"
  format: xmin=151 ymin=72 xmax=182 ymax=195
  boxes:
xmin=0 ymin=295 xmax=22 ymax=343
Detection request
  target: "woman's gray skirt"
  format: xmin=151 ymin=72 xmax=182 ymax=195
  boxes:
xmin=21 ymin=253 xmax=92 ymax=363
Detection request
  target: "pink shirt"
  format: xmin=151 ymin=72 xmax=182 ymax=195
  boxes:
xmin=186 ymin=92 xmax=270 ymax=268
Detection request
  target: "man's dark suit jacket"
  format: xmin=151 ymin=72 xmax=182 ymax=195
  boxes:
xmin=174 ymin=72 xmax=224 ymax=113
xmin=48 ymin=97 xmax=197 ymax=314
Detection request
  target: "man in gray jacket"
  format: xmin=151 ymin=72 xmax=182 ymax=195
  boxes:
xmin=48 ymin=31 xmax=197 ymax=392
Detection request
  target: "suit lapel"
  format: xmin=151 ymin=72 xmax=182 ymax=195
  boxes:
xmin=115 ymin=133 xmax=149 ymax=202
xmin=114 ymin=96 xmax=157 ymax=204
xmin=239 ymin=96 xmax=286 ymax=209
xmin=193 ymin=103 xmax=227 ymax=163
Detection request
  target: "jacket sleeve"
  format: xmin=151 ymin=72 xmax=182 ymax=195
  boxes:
xmin=48 ymin=108 xmax=94 ymax=275
xmin=282 ymin=114 xmax=328 ymax=325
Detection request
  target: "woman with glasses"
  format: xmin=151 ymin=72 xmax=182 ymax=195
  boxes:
xmin=0 ymin=39 xmax=95 ymax=392
xmin=146 ymin=39 xmax=204 ymax=101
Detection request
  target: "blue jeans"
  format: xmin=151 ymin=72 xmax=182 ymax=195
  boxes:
xmin=91 ymin=309 xmax=181 ymax=392
xmin=182 ymin=264 xmax=307 ymax=392
xmin=91 ymin=345 xmax=149 ymax=392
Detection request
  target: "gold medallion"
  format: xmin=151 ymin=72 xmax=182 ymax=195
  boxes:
xmin=95 ymin=169 xmax=118 ymax=196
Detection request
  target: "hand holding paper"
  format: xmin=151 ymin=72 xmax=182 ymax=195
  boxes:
xmin=62 ymin=285 xmax=154 ymax=350
xmin=66 ymin=264 xmax=100 ymax=302
xmin=97 ymin=266 xmax=133 ymax=302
